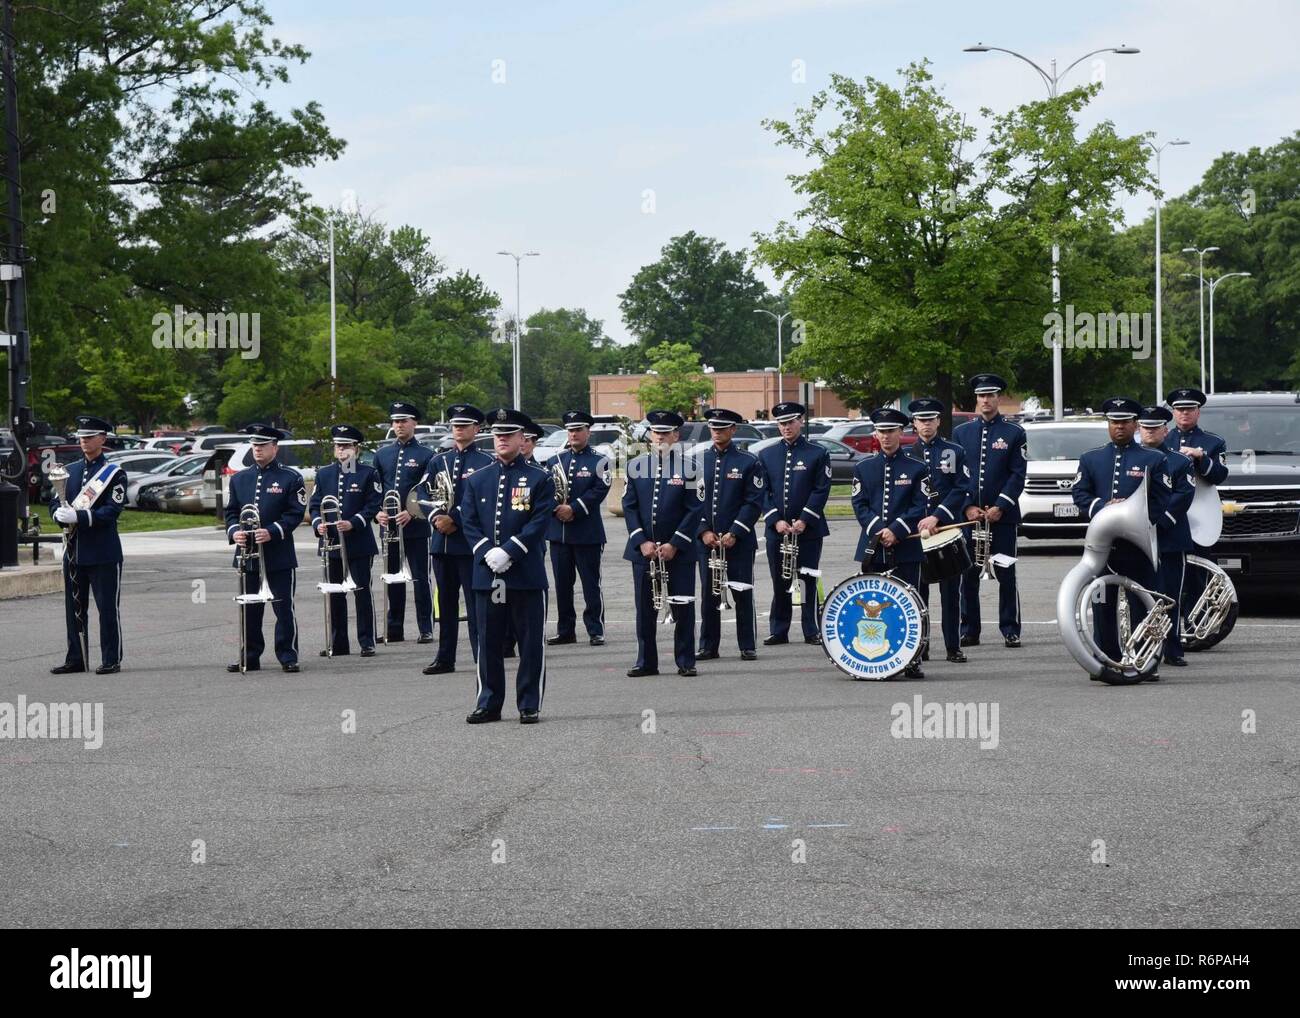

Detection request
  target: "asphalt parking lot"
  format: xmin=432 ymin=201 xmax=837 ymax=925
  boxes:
xmin=2 ymin=522 xmax=1297 ymax=928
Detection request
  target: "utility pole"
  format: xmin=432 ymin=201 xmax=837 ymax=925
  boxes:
xmin=2 ymin=0 xmax=32 ymax=519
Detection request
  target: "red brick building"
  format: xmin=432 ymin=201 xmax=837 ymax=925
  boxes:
xmin=589 ymin=371 xmax=857 ymax=421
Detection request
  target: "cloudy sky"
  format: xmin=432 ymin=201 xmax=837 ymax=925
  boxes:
xmin=268 ymin=0 xmax=1299 ymax=344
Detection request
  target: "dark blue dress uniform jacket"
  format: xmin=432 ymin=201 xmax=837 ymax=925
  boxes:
xmin=309 ymin=461 xmax=383 ymax=558
xmin=1071 ymin=442 xmax=1171 ymax=528
xmin=374 ymin=438 xmax=435 ymax=538
xmin=1162 ymin=425 xmax=1229 ymax=485
xmin=621 ymin=451 xmax=702 ymax=563
xmin=224 ymin=462 xmax=306 ymax=571
xmin=1151 ymin=448 xmax=1196 ymax=554
xmin=697 ymin=444 xmax=764 ymax=549
xmin=425 ymin=445 xmax=495 ymax=556
xmin=850 ymin=450 xmax=930 ymax=564
xmin=907 ymin=436 xmax=970 ymax=524
xmin=758 ymin=436 xmax=831 ymax=536
xmin=50 ymin=454 xmax=127 ymax=565
xmin=954 ymin=414 xmax=1027 ymax=523
xmin=545 ymin=446 xmax=611 ymax=544
xmin=460 ymin=457 xmax=556 ymax=590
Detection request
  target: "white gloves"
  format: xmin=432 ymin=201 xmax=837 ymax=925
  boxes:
xmin=53 ymin=506 xmax=78 ymax=525
xmin=484 ymin=547 xmax=512 ymax=573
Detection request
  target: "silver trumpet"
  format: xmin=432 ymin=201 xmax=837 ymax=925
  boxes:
xmin=378 ymin=489 xmax=410 ymax=646
xmin=48 ymin=463 xmax=88 ymax=668
xmin=972 ymin=513 xmax=995 ymax=579
xmin=708 ymin=541 xmax=734 ymax=611
xmin=1056 ymin=473 xmax=1175 ymax=683
xmin=780 ymin=529 xmax=802 ymax=607
xmin=233 ymin=503 xmax=274 ymax=674
xmin=317 ymin=495 xmax=357 ymax=657
xmin=649 ymin=546 xmax=672 ymax=624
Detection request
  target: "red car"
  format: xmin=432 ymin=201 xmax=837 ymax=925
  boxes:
xmin=824 ymin=411 xmax=976 ymax=454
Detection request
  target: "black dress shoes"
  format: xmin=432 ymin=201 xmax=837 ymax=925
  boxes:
xmin=946 ymin=650 xmax=968 ymax=664
xmin=1004 ymin=635 xmax=1022 ymax=648
xmin=903 ymin=663 xmax=925 ymax=679
xmin=95 ymin=664 xmax=120 ymax=675
xmin=695 ymin=650 xmax=720 ymax=660
xmin=466 ymin=708 xmax=501 ymax=724
xmin=960 ymin=635 xmax=979 ymax=647
xmin=1164 ymin=655 xmax=1187 ymax=667
xmin=763 ymin=635 xmax=789 ymax=646
xmin=589 ymin=635 xmax=605 ymax=646
xmin=627 ymin=666 xmax=658 ymax=677
xmin=386 ymin=634 xmax=405 ymax=643
xmin=677 ymin=667 xmax=698 ymax=677
xmin=319 ymin=649 xmax=349 ymax=657
xmin=740 ymin=650 xmax=757 ymax=661
xmin=416 ymin=634 xmax=434 ymax=645
xmin=804 ymin=635 xmax=822 ymax=646
xmin=423 ymin=661 xmax=454 ymax=675
xmin=226 ymin=662 xmax=259 ymax=673
xmin=360 ymin=647 xmax=376 ymax=658
xmin=519 ymin=710 xmax=540 ymax=725
xmin=282 ymin=663 xmax=300 ymax=673
xmin=547 ymin=634 xmax=577 ymax=646
xmin=49 ymin=663 xmax=85 ymax=674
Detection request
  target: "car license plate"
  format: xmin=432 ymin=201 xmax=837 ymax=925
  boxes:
xmin=1219 ymin=557 xmax=1243 ymax=571
xmin=1053 ymin=503 xmax=1079 ymax=518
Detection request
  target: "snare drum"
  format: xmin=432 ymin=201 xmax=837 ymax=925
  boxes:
xmin=820 ymin=572 xmax=929 ymax=680
xmin=920 ymin=527 xmax=972 ymax=584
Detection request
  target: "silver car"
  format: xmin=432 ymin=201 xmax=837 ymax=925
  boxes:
xmin=1018 ymin=419 xmax=1109 ymax=538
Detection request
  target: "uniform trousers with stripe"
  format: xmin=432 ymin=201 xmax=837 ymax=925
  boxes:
xmin=239 ymin=567 xmax=298 ymax=668
xmin=322 ymin=554 xmax=376 ymax=655
xmin=549 ymin=542 xmax=605 ymax=639
xmin=959 ymin=522 xmax=1020 ymax=640
xmin=630 ymin=556 xmax=695 ymax=672
xmin=764 ymin=532 xmax=822 ymax=640
xmin=920 ymin=573 xmax=961 ymax=654
xmin=432 ymin=554 xmax=478 ymax=665
xmin=697 ymin=542 xmax=757 ymax=654
xmin=1157 ymin=550 xmax=1186 ymax=660
xmin=475 ymin=586 xmax=547 ymax=713
xmin=61 ymin=559 xmax=122 ymax=669
xmin=386 ymin=529 xmax=432 ymax=638
xmin=1092 ymin=550 xmax=1157 ymax=669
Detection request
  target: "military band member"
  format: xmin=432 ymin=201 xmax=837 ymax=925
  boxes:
xmin=907 ymin=397 xmax=971 ymax=664
xmin=224 ymin=424 xmax=306 ymax=673
xmin=309 ymin=425 xmax=382 ymax=658
xmin=460 ymin=408 xmax=556 ymax=724
xmin=851 ymin=407 xmax=930 ymax=678
xmin=696 ymin=408 xmax=764 ymax=661
xmin=423 ymin=404 xmax=494 ymax=675
xmin=954 ymin=373 xmax=1027 ymax=648
xmin=546 ymin=409 xmax=611 ymax=647
xmin=1071 ymin=397 xmax=1171 ymax=682
xmin=501 ymin=414 xmax=547 ymax=659
xmin=623 ymin=410 xmax=702 ymax=677
xmin=1162 ymin=386 xmax=1230 ymax=622
xmin=1139 ymin=406 xmax=1196 ymax=667
xmin=374 ymin=402 xmax=435 ymax=643
xmin=757 ymin=401 xmax=830 ymax=646
xmin=49 ymin=415 xmax=128 ymax=675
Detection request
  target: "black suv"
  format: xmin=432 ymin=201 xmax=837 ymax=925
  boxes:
xmin=1197 ymin=391 xmax=1300 ymax=592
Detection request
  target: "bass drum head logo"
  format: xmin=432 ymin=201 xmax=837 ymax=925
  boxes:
xmin=820 ymin=573 xmax=927 ymax=680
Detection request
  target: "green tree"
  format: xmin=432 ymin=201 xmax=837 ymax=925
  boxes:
xmin=633 ymin=343 xmax=714 ymax=417
xmin=286 ymin=381 xmax=385 ymax=464
xmin=519 ymin=308 xmax=615 ymax=419
xmin=619 ymin=232 xmax=781 ymax=372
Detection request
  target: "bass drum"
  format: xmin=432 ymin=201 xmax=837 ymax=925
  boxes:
xmin=920 ymin=527 xmax=973 ymax=583
xmin=1181 ymin=554 xmax=1239 ymax=652
xmin=820 ymin=572 xmax=929 ymax=680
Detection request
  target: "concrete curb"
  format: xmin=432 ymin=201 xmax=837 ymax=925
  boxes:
xmin=0 ymin=562 xmax=63 ymax=599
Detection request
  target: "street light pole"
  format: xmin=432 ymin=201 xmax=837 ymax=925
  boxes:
xmin=1182 ymin=246 xmax=1219 ymax=392
xmin=1206 ymin=272 xmax=1251 ymax=394
xmin=753 ymin=309 xmax=791 ymax=403
xmin=1144 ymin=137 xmax=1188 ymax=404
xmin=498 ymin=250 xmax=539 ymax=410
xmin=964 ymin=42 xmax=1140 ymax=420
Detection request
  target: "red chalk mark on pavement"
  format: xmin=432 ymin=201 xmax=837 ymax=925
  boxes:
xmin=697 ymin=731 xmax=751 ymax=737
xmin=883 ymin=825 xmax=903 ymax=833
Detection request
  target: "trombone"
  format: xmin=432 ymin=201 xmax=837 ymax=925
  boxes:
xmin=779 ymin=529 xmax=801 ymax=607
xmin=232 ymin=503 xmax=274 ymax=674
xmin=316 ymin=495 xmax=357 ymax=657
xmin=378 ymin=488 xmax=410 ymax=644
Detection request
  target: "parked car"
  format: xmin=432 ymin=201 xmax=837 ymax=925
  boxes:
xmin=184 ymin=433 xmax=248 ymax=455
xmin=1016 ymin=418 xmax=1108 ymax=539
xmin=18 ymin=434 xmax=80 ymax=503
xmin=218 ymin=439 xmax=322 ymax=484
xmin=103 ymin=451 xmax=181 ymax=477
xmin=1197 ymin=391 xmax=1300 ymax=593
xmin=822 ymin=420 xmax=876 ymax=453
xmin=532 ymin=425 xmax=625 ymax=465
xmin=139 ymin=474 xmax=209 ymax=514
xmin=749 ymin=435 xmax=866 ymax=482
xmin=747 ymin=422 xmax=781 ymax=440
xmin=126 ymin=453 xmax=209 ymax=506
xmin=383 ymin=424 xmax=444 ymax=442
